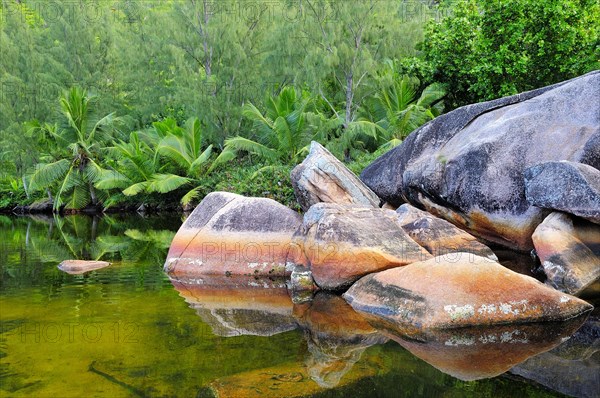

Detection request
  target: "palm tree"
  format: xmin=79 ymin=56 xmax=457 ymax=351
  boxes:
xmin=93 ymin=130 xmax=160 ymax=206
xmin=95 ymin=117 xmax=213 ymax=207
xmin=28 ymin=87 xmax=119 ymax=211
xmin=361 ymin=65 xmax=445 ymax=149
xmin=213 ymin=87 xmax=323 ymax=172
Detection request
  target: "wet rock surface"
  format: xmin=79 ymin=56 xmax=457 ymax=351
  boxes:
xmin=525 ymin=161 xmax=600 ymax=224
xmin=360 ymin=71 xmax=600 ymax=251
xmin=290 ymin=141 xmax=381 ymax=211
xmin=395 ymin=203 xmax=497 ymax=260
xmin=289 ymin=203 xmax=431 ymax=290
xmin=532 ymin=212 xmax=600 ymax=296
xmin=57 ymin=260 xmax=110 ymax=274
xmin=164 ymin=192 xmax=302 ymax=278
xmin=343 ymin=254 xmax=593 ymax=332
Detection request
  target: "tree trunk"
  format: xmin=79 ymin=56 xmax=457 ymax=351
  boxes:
xmin=344 ymin=72 xmax=354 ymax=161
xmin=22 ymin=176 xmax=30 ymax=199
xmin=203 ymin=0 xmax=212 ymax=81
xmin=91 ymin=216 xmax=98 ymax=241
xmin=89 ymin=181 xmax=97 ymax=206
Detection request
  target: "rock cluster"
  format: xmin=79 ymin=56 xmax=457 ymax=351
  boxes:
xmin=164 ymin=73 xmax=598 ymax=393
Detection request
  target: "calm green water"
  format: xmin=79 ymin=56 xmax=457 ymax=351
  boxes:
xmin=0 ymin=214 xmax=588 ymax=397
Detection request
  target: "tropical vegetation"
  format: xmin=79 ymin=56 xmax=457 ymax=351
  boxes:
xmin=1 ymin=0 xmax=597 ymax=212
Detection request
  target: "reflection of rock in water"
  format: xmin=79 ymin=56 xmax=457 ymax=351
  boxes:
xmin=368 ymin=313 xmax=589 ymax=381
xmin=170 ymin=275 xmax=296 ymax=337
xmin=510 ymin=315 xmax=599 ymax=398
xmin=304 ymin=336 xmax=367 ymax=389
xmin=198 ymin=355 xmax=386 ymax=398
xmin=293 ymin=292 xmax=388 ymax=388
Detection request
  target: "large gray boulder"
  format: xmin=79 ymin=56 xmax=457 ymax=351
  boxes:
xmin=532 ymin=212 xmax=600 ymax=296
xmin=361 ymin=71 xmax=600 ymax=251
xmin=291 ymin=141 xmax=381 ymax=211
xmin=164 ymin=192 xmax=302 ymax=278
xmin=289 ymin=203 xmax=431 ymax=290
xmin=525 ymin=161 xmax=600 ymax=224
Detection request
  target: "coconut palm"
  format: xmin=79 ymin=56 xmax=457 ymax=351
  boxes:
xmin=27 ymin=87 xmax=119 ymax=211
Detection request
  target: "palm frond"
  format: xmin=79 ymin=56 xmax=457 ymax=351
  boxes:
xmin=157 ymin=135 xmax=192 ymax=170
xmin=95 ymin=169 xmax=132 ymax=190
xmin=223 ymin=136 xmax=278 ymax=162
xmin=242 ymin=102 xmax=275 ymax=138
xmin=207 ymin=148 xmax=237 ymax=173
xmin=146 ymin=173 xmax=191 ymax=194
xmin=88 ymin=112 xmax=117 ymax=142
xmin=189 ymin=145 xmax=213 ymax=175
xmin=123 ymin=181 xmax=150 ymax=196
xmin=54 ymin=166 xmax=81 ymax=210
xmin=64 ymin=183 xmax=92 ymax=210
xmin=416 ymin=83 xmax=446 ymax=108
xmin=181 ymin=186 xmax=202 ymax=206
xmin=29 ymin=159 xmax=71 ymax=191
xmin=184 ymin=117 xmax=203 ymax=159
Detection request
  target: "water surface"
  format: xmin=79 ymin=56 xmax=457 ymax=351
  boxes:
xmin=0 ymin=214 xmax=594 ymax=397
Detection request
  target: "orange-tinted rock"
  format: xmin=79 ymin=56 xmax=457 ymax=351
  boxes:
xmin=170 ymin=275 xmax=296 ymax=337
xmin=293 ymin=293 xmax=388 ymax=387
xmin=290 ymin=203 xmax=431 ymax=290
xmin=373 ymin=315 xmax=589 ymax=381
xmin=164 ymin=192 xmax=302 ymax=278
xmin=57 ymin=260 xmax=110 ymax=274
xmin=532 ymin=212 xmax=600 ymax=296
xmin=344 ymin=254 xmax=593 ymax=331
xmin=395 ymin=204 xmax=497 ymax=260
xmin=290 ymin=141 xmax=380 ymax=212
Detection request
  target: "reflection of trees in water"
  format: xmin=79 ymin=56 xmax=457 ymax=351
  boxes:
xmin=0 ymin=214 xmax=180 ymax=289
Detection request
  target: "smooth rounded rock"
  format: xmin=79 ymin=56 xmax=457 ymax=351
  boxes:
xmin=395 ymin=204 xmax=497 ymax=260
xmin=343 ymin=254 xmax=593 ymax=332
xmin=57 ymin=260 xmax=110 ymax=274
xmin=164 ymin=192 xmax=302 ymax=278
xmin=525 ymin=161 xmax=600 ymax=224
xmin=291 ymin=141 xmax=381 ymax=211
xmin=532 ymin=212 xmax=600 ymax=296
xmin=289 ymin=203 xmax=431 ymax=290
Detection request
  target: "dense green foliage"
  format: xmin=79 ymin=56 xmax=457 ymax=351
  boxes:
xmin=421 ymin=0 xmax=600 ymax=107
xmin=0 ymin=0 xmax=596 ymax=212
